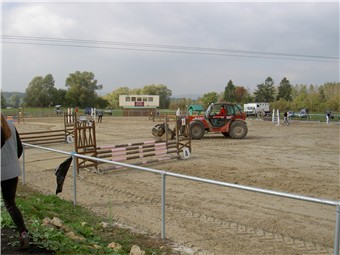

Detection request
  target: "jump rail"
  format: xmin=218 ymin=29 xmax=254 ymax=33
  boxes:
xmin=18 ymin=111 xmax=77 ymax=145
xmin=20 ymin=128 xmax=73 ymax=145
xmin=96 ymin=140 xmax=180 ymax=172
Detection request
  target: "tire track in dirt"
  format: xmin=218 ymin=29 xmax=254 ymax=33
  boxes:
xmin=80 ymin=178 xmax=333 ymax=255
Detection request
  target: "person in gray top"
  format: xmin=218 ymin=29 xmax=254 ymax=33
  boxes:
xmin=1 ymin=113 xmax=30 ymax=249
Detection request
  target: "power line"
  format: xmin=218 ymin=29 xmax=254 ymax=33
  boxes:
xmin=2 ymin=35 xmax=339 ymax=63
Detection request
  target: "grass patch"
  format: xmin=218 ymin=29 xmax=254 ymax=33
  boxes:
xmin=1 ymin=184 xmax=178 ymax=255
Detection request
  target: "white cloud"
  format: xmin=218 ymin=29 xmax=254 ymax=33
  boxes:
xmin=5 ymin=4 xmax=78 ymax=37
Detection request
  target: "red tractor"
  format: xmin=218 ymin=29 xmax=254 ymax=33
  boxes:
xmin=188 ymin=102 xmax=248 ymax=139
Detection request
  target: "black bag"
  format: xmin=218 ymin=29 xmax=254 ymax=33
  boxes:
xmin=55 ymin=157 xmax=73 ymax=194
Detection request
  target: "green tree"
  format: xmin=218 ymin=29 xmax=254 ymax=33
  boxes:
xmin=318 ymin=86 xmax=326 ymax=103
xmin=200 ymin=92 xmax=218 ymax=108
xmin=271 ymin=98 xmax=290 ymax=112
xmin=65 ymin=71 xmax=102 ymax=108
xmin=291 ymin=85 xmax=308 ymax=110
xmin=24 ymin=74 xmax=57 ymax=107
xmin=141 ymin=84 xmax=172 ymax=109
xmin=223 ymin=80 xmax=236 ymax=102
xmin=1 ymin=93 xmax=7 ymax=108
xmin=169 ymin=97 xmax=194 ymax=111
xmin=325 ymin=94 xmax=340 ymax=112
xmin=95 ymin=97 xmax=109 ymax=109
xmin=103 ymin=87 xmax=131 ymax=108
xmin=254 ymin=77 xmax=276 ymax=102
xmin=53 ymin=89 xmax=68 ymax=106
xmin=276 ymin=77 xmax=292 ymax=101
xmin=10 ymin=94 xmax=21 ymax=108
xmin=306 ymin=92 xmax=320 ymax=112
xmin=131 ymin=88 xmax=142 ymax=95
xmin=322 ymin=82 xmax=340 ymax=111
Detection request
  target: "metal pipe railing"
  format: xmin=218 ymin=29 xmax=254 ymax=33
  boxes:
xmin=161 ymin=173 xmax=166 ymax=240
xmin=22 ymin=143 xmax=340 ymax=254
xmin=336 ymin=205 xmax=340 ymax=254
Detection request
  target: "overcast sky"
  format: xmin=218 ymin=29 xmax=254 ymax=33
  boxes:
xmin=1 ymin=1 xmax=339 ymax=97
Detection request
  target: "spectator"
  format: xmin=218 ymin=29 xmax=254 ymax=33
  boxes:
xmin=1 ymin=113 xmax=30 ymax=249
xmin=284 ymin=111 xmax=289 ymax=126
xmin=97 ymin=109 xmax=103 ymax=123
xmin=326 ymin=112 xmax=331 ymax=125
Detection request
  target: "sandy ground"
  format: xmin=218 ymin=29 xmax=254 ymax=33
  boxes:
xmin=14 ymin=116 xmax=340 ymax=255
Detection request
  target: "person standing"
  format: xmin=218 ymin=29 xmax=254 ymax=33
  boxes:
xmin=1 ymin=113 xmax=30 ymax=249
xmin=326 ymin=112 xmax=331 ymax=125
xmin=97 ymin=109 xmax=103 ymax=123
xmin=283 ymin=111 xmax=289 ymax=126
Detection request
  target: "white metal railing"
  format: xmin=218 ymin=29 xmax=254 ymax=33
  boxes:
xmin=21 ymin=143 xmax=340 ymax=255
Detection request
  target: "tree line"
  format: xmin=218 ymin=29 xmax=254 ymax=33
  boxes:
xmin=1 ymin=71 xmax=339 ymax=113
xmin=1 ymin=71 xmax=172 ymax=109
xmin=170 ymin=77 xmax=339 ymax=113
xmin=1 ymin=72 xmax=106 ymax=109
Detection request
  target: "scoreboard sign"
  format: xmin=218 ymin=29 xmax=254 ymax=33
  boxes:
xmin=134 ymin=101 xmax=144 ymax=107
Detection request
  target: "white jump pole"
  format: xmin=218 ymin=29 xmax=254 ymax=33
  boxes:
xmin=272 ymin=109 xmax=275 ymax=123
xmin=68 ymin=108 xmax=71 ymax=123
xmin=276 ymin=109 xmax=280 ymax=126
xmin=91 ymin=108 xmax=96 ymax=120
xmin=71 ymin=108 xmax=74 ymax=122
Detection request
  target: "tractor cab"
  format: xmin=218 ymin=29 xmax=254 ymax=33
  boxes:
xmin=206 ymin=103 xmax=228 ymax=127
xmin=206 ymin=103 xmax=245 ymax=127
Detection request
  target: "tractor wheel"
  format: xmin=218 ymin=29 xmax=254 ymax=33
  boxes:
xmin=229 ymin=121 xmax=248 ymax=139
xmin=190 ymin=121 xmax=205 ymax=139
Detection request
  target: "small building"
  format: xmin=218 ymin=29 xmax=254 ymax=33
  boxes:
xmin=187 ymin=104 xmax=204 ymax=116
xmin=119 ymin=95 xmax=160 ymax=116
xmin=119 ymin=95 xmax=160 ymax=107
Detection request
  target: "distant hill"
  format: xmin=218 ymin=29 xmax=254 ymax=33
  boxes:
xmin=1 ymin=92 xmax=25 ymax=107
xmin=2 ymin=92 xmax=25 ymax=98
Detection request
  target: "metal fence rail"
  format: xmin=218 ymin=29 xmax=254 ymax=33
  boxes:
xmin=21 ymin=143 xmax=340 ymax=255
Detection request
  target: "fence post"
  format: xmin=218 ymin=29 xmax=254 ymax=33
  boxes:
xmin=21 ymin=145 xmax=26 ymax=185
xmin=334 ymin=205 xmax=340 ymax=255
xmin=161 ymin=172 xmax=166 ymax=240
xmin=72 ymin=152 xmax=77 ymax=205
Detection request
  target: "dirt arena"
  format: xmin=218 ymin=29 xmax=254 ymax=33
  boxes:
xmin=14 ymin=116 xmax=339 ymax=255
